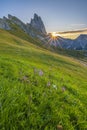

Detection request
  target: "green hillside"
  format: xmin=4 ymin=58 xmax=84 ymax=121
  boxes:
xmin=9 ymin=23 xmax=86 ymax=59
xmin=0 ymin=29 xmax=87 ymax=130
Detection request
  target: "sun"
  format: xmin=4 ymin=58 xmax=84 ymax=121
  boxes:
xmin=51 ymin=32 xmax=62 ymax=38
xmin=51 ymin=32 xmax=57 ymax=38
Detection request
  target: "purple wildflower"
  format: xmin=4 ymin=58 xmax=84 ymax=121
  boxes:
xmin=62 ymin=87 xmax=66 ymax=92
xmin=47 ymin=81 xmax=51 ymax=87
xmin=39 ymin=70 xmax=44 ymax=76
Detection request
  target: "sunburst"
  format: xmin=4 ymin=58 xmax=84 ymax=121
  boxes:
xmin=42 ymin=32 xmax=63 ymax=48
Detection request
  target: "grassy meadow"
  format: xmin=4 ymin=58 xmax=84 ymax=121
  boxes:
xmin=0 ymin=29 xmax=87 ymax=130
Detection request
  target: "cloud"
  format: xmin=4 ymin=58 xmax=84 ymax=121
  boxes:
xmin=64 ymin=24 xmax=87 ymax=31
xmin=70 ymin=24 xmax=86 ymax=27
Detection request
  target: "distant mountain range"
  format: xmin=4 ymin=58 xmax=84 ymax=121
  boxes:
xmin=43 ymin=34 xmax=87 ymax=50
xmin=0 ymin=14 xmax=87 ymax=50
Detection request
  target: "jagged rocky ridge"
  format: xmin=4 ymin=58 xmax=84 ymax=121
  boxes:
xmin=0 ymin=14 xmax=87 ymax=50
xmin=0 ymin=13 xmax=47 ymax=38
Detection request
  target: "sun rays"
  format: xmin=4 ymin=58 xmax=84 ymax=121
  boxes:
xmin=42 ymin=32 xmax=63 ymax=48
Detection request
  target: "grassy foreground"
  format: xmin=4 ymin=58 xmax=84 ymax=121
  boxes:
xmin=0 ymin=29 xmax=87 ymax=130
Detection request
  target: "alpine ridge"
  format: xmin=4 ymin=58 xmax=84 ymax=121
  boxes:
xmin=0 ymin=13 xmax=47 ymax=38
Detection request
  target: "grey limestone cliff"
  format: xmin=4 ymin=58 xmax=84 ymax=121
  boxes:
xmin=30 ymin=13 xmax=47 ymax=35
xmin=0 ymin=17 xmax=11 ymax=30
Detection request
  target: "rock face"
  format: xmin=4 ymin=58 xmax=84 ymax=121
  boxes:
xmin=30 ymin=13 xmax=47 ymax=35
xmin=71 ymin=34 xmax=87 ymax=50
xmin=8 ymin=14 xmax=29 ymax=33
xmin=0 ymin=17 xmax=11 ymax=30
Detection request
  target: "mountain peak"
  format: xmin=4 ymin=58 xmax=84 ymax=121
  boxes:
xmin=8 ymin=14 xmax=12 ymax=17
xmin=30 ymin=13 xmax=47 ymax=35
xmin=77 ymin=34 xmax=87 ymax=40
xmin=34 ymin=13 xmax=39 ymax=18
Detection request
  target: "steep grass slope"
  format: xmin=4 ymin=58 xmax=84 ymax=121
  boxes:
xmin=8 ymin=24 xmax=86 ymax=59
xmin=0 ymin=29 xmax=87 ymax=130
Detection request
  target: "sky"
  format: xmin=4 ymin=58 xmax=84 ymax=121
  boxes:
xmin=0 ymin=0 xmax=87 ymax=33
